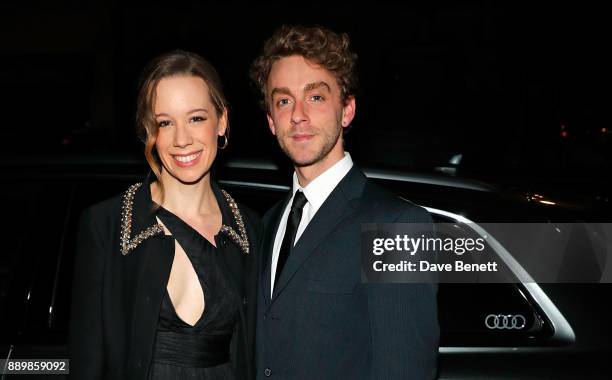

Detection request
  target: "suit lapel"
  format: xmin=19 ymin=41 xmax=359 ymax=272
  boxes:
xmin=272 ymin=167 xmax=367 ymax=300
xmin=261 ymin=193 xmax=292 ymax=305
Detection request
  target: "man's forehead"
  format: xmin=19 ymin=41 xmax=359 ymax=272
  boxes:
xmin=267 ymin=55 xmax=338 ymax=93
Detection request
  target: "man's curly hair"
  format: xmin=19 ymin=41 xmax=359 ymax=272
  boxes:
xmin=250 ymin=25 xmax=358 ymax=112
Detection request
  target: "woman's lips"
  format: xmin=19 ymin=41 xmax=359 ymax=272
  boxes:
xmin=172 ymin=150 xmax=202 ymax=167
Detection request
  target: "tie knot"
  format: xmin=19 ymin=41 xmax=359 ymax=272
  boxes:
xmin=291 ymin=190 xmax=308 ymax=212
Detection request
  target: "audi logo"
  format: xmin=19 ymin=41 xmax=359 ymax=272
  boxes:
xmin=485 ymin=314 xmax=527 ymax=330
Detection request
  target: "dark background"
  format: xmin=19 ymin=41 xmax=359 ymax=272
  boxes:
xmin=1 ymin=4 xmax=611 ymax=377
xmin=1 ymin=1 xmax=610 ymax=197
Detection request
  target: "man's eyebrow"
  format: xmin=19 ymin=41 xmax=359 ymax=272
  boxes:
xmin=304 ymin=81 xmax=331 ymax=92
xmin=270 ymin=87 xmax=292 ymax=98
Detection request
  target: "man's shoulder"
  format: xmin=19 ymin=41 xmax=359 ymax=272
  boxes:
xmin=262 ymin=193 xmax=289 ymax=225
xmin=361 ymin=177 xmax=432 ymax=223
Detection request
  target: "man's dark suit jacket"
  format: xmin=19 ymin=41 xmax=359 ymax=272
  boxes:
xmin=69 ymin=176 xmax=260 ymax=379
xmin=257 ymin=166 xmax=439 ymax=380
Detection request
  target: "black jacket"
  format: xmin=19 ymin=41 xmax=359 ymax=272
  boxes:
xmin=257 ymin=166 xmax=439 ymax=380
xmin=69 ymin=176 xmax=260 ymax=379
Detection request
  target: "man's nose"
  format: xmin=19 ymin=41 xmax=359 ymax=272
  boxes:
xmin=290 ymin=100 xmax=308 ymax=125
xmin=173 ymin=123 xmax=193 ymax=147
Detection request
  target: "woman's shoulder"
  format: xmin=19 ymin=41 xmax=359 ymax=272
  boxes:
xmin=81 ymin=182 xmax=146 ymax=224
xmin=218 ymin=187 xmax=262 ymax=240
xmin=236 ymin=202 xmax=261 ymax=228
xmin=217 ymin=187 xmax=260 ymax=223
xmin=82 ymin=192 xmax=122 ymax=222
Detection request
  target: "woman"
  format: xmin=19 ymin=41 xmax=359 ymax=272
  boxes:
xmin=69 ymin=50 xmax=259 ymax=379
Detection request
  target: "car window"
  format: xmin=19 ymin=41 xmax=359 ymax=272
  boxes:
xmin=0 ymin=180 xmax=71 ymax=347
xmin=1 ymin=178 xmax=133 ymax=351
xmin=219 ymin=181 xmax=288 ymax=217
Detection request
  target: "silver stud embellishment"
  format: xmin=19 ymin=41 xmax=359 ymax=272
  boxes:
xmin=120 ymin=183 xmax=163 ymax=255
xmin=220 ymin=189 xmax=250 ymax=255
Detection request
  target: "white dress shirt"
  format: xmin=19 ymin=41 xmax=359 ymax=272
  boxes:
xmin=270 ymin=152 xmax=354 ymax=297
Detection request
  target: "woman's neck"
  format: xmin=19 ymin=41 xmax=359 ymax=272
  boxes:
xmin=152 ymin=171 xmax=218 ymax=218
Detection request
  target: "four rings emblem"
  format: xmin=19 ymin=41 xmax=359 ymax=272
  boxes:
xmin=485 ymin=314 xmax=526 ymax=330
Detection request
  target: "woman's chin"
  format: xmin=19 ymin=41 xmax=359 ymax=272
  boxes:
xmin=164 ymin=166 xmax=211 ymax=185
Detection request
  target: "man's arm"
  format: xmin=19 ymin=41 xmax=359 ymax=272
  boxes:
xmin=366 ymin=206 xmax=439 ymax=380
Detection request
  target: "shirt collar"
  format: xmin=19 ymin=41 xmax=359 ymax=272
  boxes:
xmin=291 ymin=152 xmax=354 ymax=213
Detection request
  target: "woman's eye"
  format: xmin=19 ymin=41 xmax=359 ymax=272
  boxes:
xmin=157 ymin=120 xmax=171 ymax=128
xmin=191 ymin=116 xmax=207 ymax=123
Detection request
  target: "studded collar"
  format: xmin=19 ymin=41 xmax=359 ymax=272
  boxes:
xmin=120 ymin=174 xmax=250 ymax=256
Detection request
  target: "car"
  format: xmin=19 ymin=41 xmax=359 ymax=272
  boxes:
xmin=1 ymin=154 xmax=610 ymax=379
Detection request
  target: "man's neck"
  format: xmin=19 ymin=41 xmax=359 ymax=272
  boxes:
xmin=295 ymin=149 xmax=345 ymax=188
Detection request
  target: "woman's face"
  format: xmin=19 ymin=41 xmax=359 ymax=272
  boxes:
xmin=153 ymin=75 xmax=226 ymax=184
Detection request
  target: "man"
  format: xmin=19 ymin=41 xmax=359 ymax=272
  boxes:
xmin=250 ymin=25 xmax=439 ymax=379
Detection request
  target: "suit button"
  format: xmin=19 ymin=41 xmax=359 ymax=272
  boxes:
xmin=263 ymin=313 xmax=267 ymax=320
xmin=264 ymin=368 xmax=272 ymax=377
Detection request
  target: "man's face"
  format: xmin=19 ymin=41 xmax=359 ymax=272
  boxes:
xmin=266 ymin=55 xmax=355 ymax=168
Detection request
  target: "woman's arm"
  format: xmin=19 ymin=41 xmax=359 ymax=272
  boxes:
xmin=69 ymin=207 xmax=107 ymax=379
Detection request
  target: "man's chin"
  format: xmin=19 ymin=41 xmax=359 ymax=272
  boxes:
xmin=282 ymin=149 xmax=321 ymax=168
xmin=292 ymin=159 xmax=320 ymax=168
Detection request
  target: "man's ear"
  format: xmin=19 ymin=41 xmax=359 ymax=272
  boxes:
xmin=341 ymin=96 xmax=356 ymax=129
xmin=266 ymin=113 xmax=277 ymax=136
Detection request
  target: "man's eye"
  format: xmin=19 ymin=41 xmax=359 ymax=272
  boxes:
xmin=157 ymin=120 xmax=171 ymax=128
xmin=311 ymin=95 xmax=324 ymax=102
xmin=277 ymin=98 xmax=290 ymax=106
xmin=191 ymin=116 xmax=207 ymax=123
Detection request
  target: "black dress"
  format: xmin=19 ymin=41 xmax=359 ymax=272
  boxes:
xmin=148 ymin=205 xmax=240 ymax=380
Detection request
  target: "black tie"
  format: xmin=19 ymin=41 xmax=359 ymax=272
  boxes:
xmin=274 ymin=190 xmax=308 ymax=291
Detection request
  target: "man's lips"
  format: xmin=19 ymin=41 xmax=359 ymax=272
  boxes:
xmin=291 ymin=134 xmax=315 ymax=142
